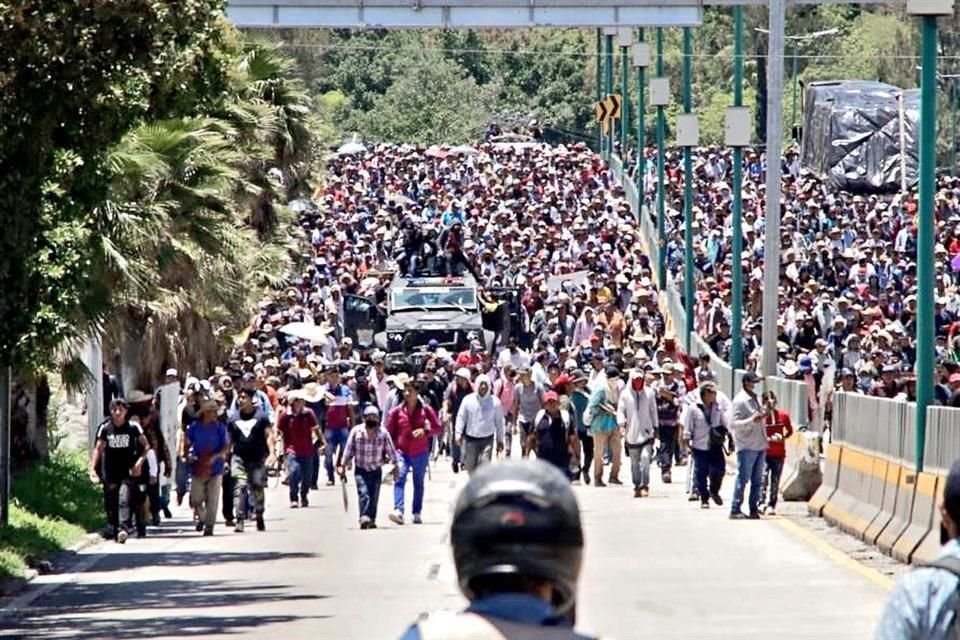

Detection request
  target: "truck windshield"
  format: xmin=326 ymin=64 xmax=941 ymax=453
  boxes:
xmin=391 ymin=287 xmax=477 ymax=311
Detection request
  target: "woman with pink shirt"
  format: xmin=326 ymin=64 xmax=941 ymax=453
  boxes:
xmin=493 ymin=364 xmax=517 ymax=457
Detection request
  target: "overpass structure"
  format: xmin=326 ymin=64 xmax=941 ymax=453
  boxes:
xmin=225 ymin=0 xmax=900 ymax=29
xmin=226 ymin=0 xmax=702 ymax=28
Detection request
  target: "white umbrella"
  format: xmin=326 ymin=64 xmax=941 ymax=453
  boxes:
xmin=337 ymin=141 xmax=367 ymax=155
xmin=449 ymin=145 xmax=479 ymax=156
xmin=279 ymin=322 xmax=334 ymax=343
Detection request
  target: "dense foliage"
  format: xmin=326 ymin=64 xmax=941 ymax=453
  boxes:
xmin=0 ymin=2 xmax=323 ymax=385
xmin=253 ymin=6 xmax=952 ymax=149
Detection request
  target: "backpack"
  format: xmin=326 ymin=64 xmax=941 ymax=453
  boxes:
xmin=919 ymin=555 xmax=960 ymax=640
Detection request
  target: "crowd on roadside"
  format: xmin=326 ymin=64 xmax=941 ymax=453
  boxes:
xmin=628 ymin=145 xmax=960 ymax=415
xmin=90 ymin=138 xmax=804 ymax=542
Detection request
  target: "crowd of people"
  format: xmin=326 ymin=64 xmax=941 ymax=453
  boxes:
xmin=89 ymin=139 xmax=805 ymax=541
xmin=627 ymin=144 xmax=960 ymax=420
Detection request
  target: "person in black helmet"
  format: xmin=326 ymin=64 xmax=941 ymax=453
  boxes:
xmin=398 ymin=459 xmax=600 ymax=640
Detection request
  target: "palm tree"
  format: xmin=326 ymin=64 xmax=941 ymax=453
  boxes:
xmin=92 ymin=117 xmax=292 ymax=388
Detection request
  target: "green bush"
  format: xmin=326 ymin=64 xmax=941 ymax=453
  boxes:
xmin=1 ymin=451 xmax=103 ymax=579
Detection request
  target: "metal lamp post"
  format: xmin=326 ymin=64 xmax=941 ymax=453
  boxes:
xmin=909 ymin=0 xmax=951 ymax=471
xmin=633 ymin=33 xmax=651 ymax=207
xmin=654 ymin=27 xmax=667 ymax=288
xmin=729 ymin=6 xmax=746 ymax=370
xmin=682 ymin=27 xmax=695 ymax=351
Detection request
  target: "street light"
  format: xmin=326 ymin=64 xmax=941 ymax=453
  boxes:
xmin=756 ymin=27 xmax=838 ymax=140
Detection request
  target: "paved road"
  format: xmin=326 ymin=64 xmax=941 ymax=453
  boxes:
xmin=0 ymin=457 xmax=889 ymax=640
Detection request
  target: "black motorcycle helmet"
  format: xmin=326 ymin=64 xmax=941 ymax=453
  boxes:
xmin=450 ymin=460 xmax=583 ymax=618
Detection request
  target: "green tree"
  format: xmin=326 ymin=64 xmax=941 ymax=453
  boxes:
xmin=0 ymin=0 xmax=228 ymax=371
xmin=362 ymin=51 xmax=493 ymax=144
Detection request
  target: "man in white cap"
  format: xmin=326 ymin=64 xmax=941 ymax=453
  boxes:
xmin=454 ymin=374 xmax=505 ymax=474
xmin=338 ymin=405 xmax=399 ymax=529
xmin=444 ymin=368 xmax=474 ymax=473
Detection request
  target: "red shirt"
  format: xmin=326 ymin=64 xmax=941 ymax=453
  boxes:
xmin=386 ymin=401 xmax=441 ymax=458
xmin=278 ymin=409 xmax=318 ymax=457
xmin=764 ymin=409 xmax=794 ymax=459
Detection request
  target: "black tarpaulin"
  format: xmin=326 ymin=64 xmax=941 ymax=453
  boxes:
xmin=800 ymin=81 xmax=919 ymax=193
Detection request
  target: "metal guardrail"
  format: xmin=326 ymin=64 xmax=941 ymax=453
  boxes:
xmin=832 ymin=392 xmax=916 ymax=467
xmin=923 ymin=405 xmax=960 ymax=473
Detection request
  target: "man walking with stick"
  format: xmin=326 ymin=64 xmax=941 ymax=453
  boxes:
xmin=338 ymin=405 xmax=399 ymax=529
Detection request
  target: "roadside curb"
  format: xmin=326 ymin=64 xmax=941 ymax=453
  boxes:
xmin=0 ymin=532 xmax=103 ymax=598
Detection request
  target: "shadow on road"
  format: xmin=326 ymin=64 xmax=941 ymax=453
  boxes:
xmin=87 ymin=550 xmax=318 ymax=572
xmin=4 ymin=579 xmax=329 ymax=638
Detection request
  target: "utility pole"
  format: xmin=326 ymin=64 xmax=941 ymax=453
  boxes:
xmin=656 ymin=27 xmax=667 ymax=289
xmin=0 ymin=366 xmax=10 ymax=526
xmin=620 ymin=30 xmax=631 ymax=154
xmin=730 ymin=6 xmax=745 ymax=371
xmin=596 ymin=29 xmax=602 ymax=152
xmin=605 ymin=31 xmax=614 ymax=157
xmin=761 ymin=0 xmax=785 ymax=379
xmin=635 ymin=29 xmax=648 ymax=204
xmin=756 ymin=27 xmax=838 ymax=142
xmin=682 ymin=27 xmax=695 ymax=351
xmin=913 ymin=0 xmax=948 ymax=470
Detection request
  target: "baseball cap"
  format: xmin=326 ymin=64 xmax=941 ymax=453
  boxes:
xmin=362 ymin=405 xmax=380 ymax=417
xmin=543 ymin=390 xmax=560 ymax=403
xmin=742 ymin=372 xmax=761 ymax=384
xmin=165 ymin=368 xmax=178 ymax=378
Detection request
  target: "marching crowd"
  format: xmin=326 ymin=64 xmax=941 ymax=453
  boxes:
xmin=630 ymin=145 xmax=960 ymax=417
xmin=89 ymin=140 xmax=801 ymax=541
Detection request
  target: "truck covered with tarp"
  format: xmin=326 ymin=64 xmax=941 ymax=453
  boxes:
xmin=800 ymin=80 xmax=919 ymax=193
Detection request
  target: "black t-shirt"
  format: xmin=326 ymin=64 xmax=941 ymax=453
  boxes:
xmin=228 ymin=410 xmax=271 ymax=464
xmin=96 ymin=420 xmax=144 ymax=484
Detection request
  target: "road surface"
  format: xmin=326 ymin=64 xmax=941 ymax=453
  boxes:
xmin=0 ymin=458 xmax=890 ymax=639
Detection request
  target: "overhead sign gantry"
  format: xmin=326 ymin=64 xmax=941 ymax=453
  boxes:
xmin=227 ymin=0 xmax=703 ymax=28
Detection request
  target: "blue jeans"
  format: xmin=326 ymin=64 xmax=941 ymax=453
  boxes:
xmin=762 ymin=456 xmax=785 ymax=509
xmin=286 ymin=453 xmax=314 ymax=503
xmin=394 ymin=451 xmax=429 ymax=516
xmin=731 ymin=449 xmax=766 ymax=515
xmin=324 ymin=428 xmax=349 ymax=483
xmin=355 ymin=467 xmax=383 ymax=523
xmin=692 ymin=447 xmax=726 ymax=501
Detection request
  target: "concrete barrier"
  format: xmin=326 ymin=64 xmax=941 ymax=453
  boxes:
xmin=912 ymin=472 xmax=946 ymax=565
xmin=863 ymin=462 xmax=902 ymax=545
xmin=892 ymin=472 xmax=940 ymax=564
xmin=843 ymin=455 xmax=889 ymax=539
xmin=877 ymin=468 xmax=918 ymax=556
xmin=822 ymin=446 xmax=870 ymax=535
xmin=808 ymin=443 xmax=842 ymax=516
